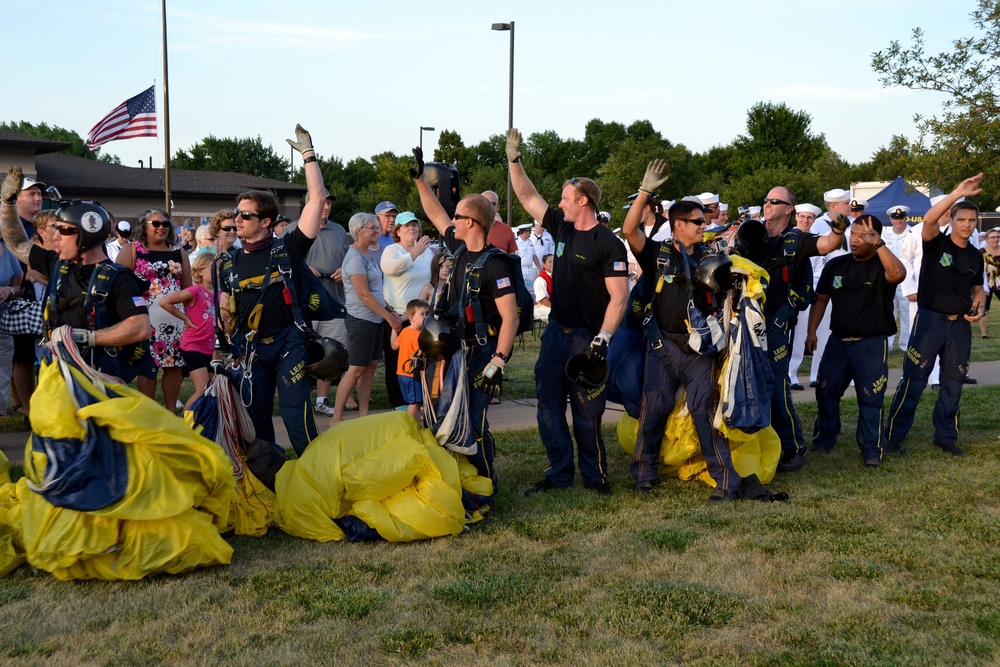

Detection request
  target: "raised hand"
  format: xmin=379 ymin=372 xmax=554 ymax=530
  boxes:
xmin=639 ymin=159 xmax=669 ymax=195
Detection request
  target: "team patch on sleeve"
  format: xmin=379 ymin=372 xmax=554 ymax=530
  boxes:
xmin=132 ymin=296 xmax=145 ymax=308
xmin=613 ymin=261 xmax=627 ymax=272
xmin=496 ymin=277 xmax=511 ymax=289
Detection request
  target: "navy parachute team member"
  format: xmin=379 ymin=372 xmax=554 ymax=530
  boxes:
xmin=885 ymin=173 xmax=986 ymax=457
xmin=410 ymin=147 xmax=519 ymax=491
xmin=217 ymin=125 xmax=328 ymax=456
xmin=741 ymin=187 xmax=844 ymax=473
xmin=506 ymin=128 xmax=629 ymax=496
xmin=807 ymin=215 xmax=906 ymax=467
xmin=0 ymin=167 xmax=151 ymax=380
xmin=623 ymin=160 xmax=742 ymax=501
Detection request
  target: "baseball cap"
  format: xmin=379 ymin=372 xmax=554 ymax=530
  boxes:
xmin=21 ymin=176 xmax=47 ymax=191
xmin=395 ymin=211 xmax=419 ymax=226
xmin=375 ymin=201 xmax=398 ymax=215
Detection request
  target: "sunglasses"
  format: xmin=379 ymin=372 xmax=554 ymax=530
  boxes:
xmin=678 ymin=217 xmax=707 ymax=225
xmin=763 ymin=198 xmax=791 ymax=206
xmin=148 ymin=219 xmax=171 ymax=228
xmin=55 ymin=226 xmax=79 ymax=236
xmin=233 ymin=209 xmax=261 ymax=221
xmin=889 ymin=215 xmax=907 ymax=220
xmin=851 ymin=207 xmax=866 ymax=212
xmin=453 ymin=213 xmax=483 ymax=227
xmin=220 ymin=226 xmax=237 ymax=232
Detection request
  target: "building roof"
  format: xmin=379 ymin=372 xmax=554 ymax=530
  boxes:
xmin=0 ymin=130 xmax=71 ymax=154
xmin=36 ymin=153 xmax=306 ymax=198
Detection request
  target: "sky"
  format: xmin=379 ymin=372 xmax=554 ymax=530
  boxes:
xmin=7 ymin=0 xmax=979 ymax=176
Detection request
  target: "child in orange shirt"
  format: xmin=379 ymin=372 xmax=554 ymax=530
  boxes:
xmin=391 ymin=299 xmax=430 ymax=421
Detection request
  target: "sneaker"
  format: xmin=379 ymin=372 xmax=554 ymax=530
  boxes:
xmin=583 ymin=481 xmax=612 ymax=496
xmin=314 ymin=402 xmax=335 ymax=416
xmin=524 ymin=479 xmax=564 ymax=497
xmin=863 ymin=457 xmax=882 ymax=468
xmin=709 ymin=487 xmax=737 ymax=503
xmin=175 ymin=399 xmax=184 ymax=411
xmin=635 ymin=480 xmax=655 ymax=494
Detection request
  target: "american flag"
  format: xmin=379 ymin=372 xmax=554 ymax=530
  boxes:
xmin=87 ymin=86 xmax=157 ymax=149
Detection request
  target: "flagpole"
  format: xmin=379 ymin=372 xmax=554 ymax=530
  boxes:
xmin=161 ymin=0 xmax=171 ymax=215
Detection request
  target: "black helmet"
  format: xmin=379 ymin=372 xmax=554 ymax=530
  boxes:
xmin=732 ymin=218 xmax=767 ymax=262
xmin=303 ymin=336 xmax=348 ymax=381
xmin=418 ymin=317 xmax=462 ymax=359
xmin=55 ymin=200 xmax=110 ymax=253
xmin=565 ymin=353 xmax=609 ymax=388
xmin=693 ymin=254 xmax=733 ymax=293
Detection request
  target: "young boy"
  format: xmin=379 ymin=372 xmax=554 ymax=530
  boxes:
xmin=391 ymin=299 xmax=430 ymax=421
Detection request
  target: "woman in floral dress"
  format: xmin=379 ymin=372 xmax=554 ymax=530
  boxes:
xmin=116 ymin=207 xmax=192 ymax=411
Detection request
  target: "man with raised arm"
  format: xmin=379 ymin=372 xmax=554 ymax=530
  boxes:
xmin=1 ymin=168 xmax=151 ymax=381
xmin=216 ymin=124 xmax=328 ymax=456
xmin=884 ymin=174 xmax=986 ymax=457
xmin=410 ymin=147 xmax=519 ymax=492
xmin=505 ymin=128 xmax=629 ymax=496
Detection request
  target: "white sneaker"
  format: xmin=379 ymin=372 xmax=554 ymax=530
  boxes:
xmin=314 ymin=402 xmax=335 ymax=416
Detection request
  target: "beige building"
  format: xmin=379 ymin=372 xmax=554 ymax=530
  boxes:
xmin=0 ymin=130 xmax=306 ymax=224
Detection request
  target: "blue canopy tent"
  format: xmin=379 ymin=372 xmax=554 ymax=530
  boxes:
xmin=863 ymin=176 xmax=932 ymax=227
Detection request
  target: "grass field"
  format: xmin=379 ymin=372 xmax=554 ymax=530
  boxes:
xmin=1 ymin=378 xmax=998 ymax=664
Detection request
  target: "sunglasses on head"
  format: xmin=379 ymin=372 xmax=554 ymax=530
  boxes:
xmin=147 ymin=219 xmax=171 ymax=228
xmin=55 ymin=226 xmax=79 ymax=236
xmin=764 ymin=198 xmax=791 ymax=206
xmin=233 ymin=209 xmax=260 ymax=221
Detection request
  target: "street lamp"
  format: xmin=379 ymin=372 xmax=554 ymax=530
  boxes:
xmin=492 ymin=21 xmax=514 ymax=227
xmin=420 ymin=126 xmax=435 ymax=152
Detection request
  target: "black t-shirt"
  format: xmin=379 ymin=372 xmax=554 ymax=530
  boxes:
xmin=918 ymin=233 xmax=984 ymax=315
xmin=755 ymin=227 xmax=821 ymax=319
xmin=817 ymin=253 xmax=897 ymax=338
xmin=635 ymin=240 xmax=712 ymax=334
xmin=223 ymin=228 xmax=314 ymax=338
xmin=29 ymin=245 xmax=147 ymax=329
xmin=443 ymin=227 xmax=515 ymax=336
xmin=542 ymin=207 xmax=628 ymax=332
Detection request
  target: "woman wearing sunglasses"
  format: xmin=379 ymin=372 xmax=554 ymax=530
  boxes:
xmin=207 ymin=209 xmax=239 ymax=255
xmin=116 ymin=208 xmax=192 ymax=412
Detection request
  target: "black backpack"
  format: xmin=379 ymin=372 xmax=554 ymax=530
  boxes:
xmin=452 ymin=246 xmax=534 ymax=344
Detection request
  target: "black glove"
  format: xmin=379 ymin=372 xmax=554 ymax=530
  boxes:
xmin=410 ymin=147 xmax=424 ymax=179
xmin=829 ymin=213 xmax=850 ymax=234
xmin=1 ymin=167 xmax=23 ymax=206
xmin=476 ymin=362 xmax=503 ymax=397
xmin=587 ymin=334 xmax=610 ymax=363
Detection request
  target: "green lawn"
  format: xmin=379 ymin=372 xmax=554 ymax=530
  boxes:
xmin=1 ymin=379 xmax=998 ymax=665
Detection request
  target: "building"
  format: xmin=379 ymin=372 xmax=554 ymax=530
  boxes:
xmin=0 ymin=130 xmax=305 ymax=223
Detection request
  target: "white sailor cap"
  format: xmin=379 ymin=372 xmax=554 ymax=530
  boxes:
xmin=886 ymin=206 xmax=911 ymax=218
xmin=929 ymin=194 xmax=965 ymax=207
xmin=747 ymin=205 xmax=762 ymax=215
xmin=719 ymin=203 xmax=729 ymax=212
xmin=823 ymin=188 xmax=850 ymax=203
xmin=849 ymin=198 xmax=868 ymax=209
xmin=795 ymin=203 xmax=822 ymax=217
xmin=696 ymin=192 xmax=720 ymax=206
xmin=515 ymin=223 xmax=533 ymax=232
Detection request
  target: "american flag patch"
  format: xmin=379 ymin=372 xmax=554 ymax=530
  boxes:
xmin=613 ymin=261 xmax=627 ymax=272
xmin=132 ymin=296 xmax=145 ymax=308
xmin=496 ymin=277 xmax=511 ymax=289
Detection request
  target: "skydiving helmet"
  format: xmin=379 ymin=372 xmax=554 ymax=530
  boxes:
xmin=693 ymin=254 xmax=733 ymax=293
xmin=303 ymin=336 xmax=348 ymax=381
xmin=418 ymin=317 xmax=462 ymax=359
xmin=55 ymin=200 xmax=111 ymax=253
xmin=731 ymin=218 xmax=767 ymax=262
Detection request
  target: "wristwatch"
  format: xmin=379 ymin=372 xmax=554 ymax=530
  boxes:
xmin=872 ymin=240 xmax=886 ymax=249
xmin=493 ymin=351 xmax=510 ymax=363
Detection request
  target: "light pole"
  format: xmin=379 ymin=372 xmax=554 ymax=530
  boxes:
xmin=419 ymin=126 xmax=435 ymax=153
xmin=491 ymin=21 xmax=514 ymax=227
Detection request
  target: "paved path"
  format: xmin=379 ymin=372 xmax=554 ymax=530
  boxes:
xmin=5 ymin=360 xmax=1000 ymax=466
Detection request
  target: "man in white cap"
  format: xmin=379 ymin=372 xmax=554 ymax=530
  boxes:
xmin=515 ymin=223 xmax=541 ymax=285
xmin=882 ymin=205 xmax=914 ymax=351
xmin=718 ymin=203 xmax=729 ymax=224
xmin=530 ymin=219 xmax=555 ymax=261
xmin=799 ymin=189 xmax=852 ymax=388
xmin=696 ymin=192 xmax=721 ymax=224
xmin=105 ymin=220 xmax=132 ymax=262
xmin=849 ymin=198 xmax=868 ymax=217
xmin=746 ymin=206 xmax=762 ymax=220
xmin=788 ymin=203 xmax=825 ymax=389
xmin=14 ymin=176 xmax=46 ymax=239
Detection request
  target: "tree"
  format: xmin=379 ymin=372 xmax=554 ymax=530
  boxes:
xmin=729 ymin=103 xmax=829 ymax=176
xmin=433 ymin=129 xmax=466 ymax=170
xmin=172 ymin=136 xmax=290 ymax=180
xmin=1 ymin=120 xmax=120 ymax=163
xmin=871 ymin=0 xmax=1000 ymax=206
